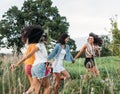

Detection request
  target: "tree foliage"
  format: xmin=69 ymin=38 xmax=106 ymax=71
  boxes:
xmin=0 ymin=6 xmax=22 ymax=52
xmin=67 ymin=38 xmax=77 ymax=56
xmin=101 ymin=35 xmax=112 ymax=56
xmin=0 ymin=0 xmax=76 ymax=53
xmin=109 ymin=16 xmax=120 ymax=56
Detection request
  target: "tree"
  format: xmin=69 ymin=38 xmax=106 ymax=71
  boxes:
xmin=0 ymin=0 xmax=76 ymax=53
xmin=109 ymin=16 xmax=120 ymax=56
xmin=101 ymin=35 xmax=112 ymax=56
xmin=67 ymin=38 xmax=77 ymax=56
xmin=0 ymin=6 xmax=22 ymax=52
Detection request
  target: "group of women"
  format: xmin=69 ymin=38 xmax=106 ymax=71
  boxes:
xmin=10 ymin=25 xmax=102 ymax=94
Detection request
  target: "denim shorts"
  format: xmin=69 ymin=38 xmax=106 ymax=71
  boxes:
xmin=31 ymin=63 xmax=46 ymax=79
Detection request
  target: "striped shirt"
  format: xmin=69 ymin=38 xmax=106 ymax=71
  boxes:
xmin=85 ymin=43 xmax=95 ymax=58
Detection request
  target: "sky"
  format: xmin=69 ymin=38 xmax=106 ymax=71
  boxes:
xmin=52 ymin=0 xmax=120 ymax=37
xmin=0 ymin=0 xmax=120 ymax=52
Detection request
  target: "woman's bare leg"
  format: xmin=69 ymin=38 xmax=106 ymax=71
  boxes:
xmin=42 ymin=77 xmax=51 ymax=94
xmin=93 ymin=66 xmax=99 ymax=76
xmin=26 ymin=75 xmax=34 ymax=93
xmin=61 ymin=70 xmax=70 ymax=80
xmin=87 ymin=66 xmax=99 ymax=76
xmin=33 ymin=78 xmax=42 ymax=94
xmin=54 ymin=73 xmax=60 ymax=94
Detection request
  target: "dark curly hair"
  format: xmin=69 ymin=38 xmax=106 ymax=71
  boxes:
xmin=58 ymin=33 xmax=69 ymax=45
xmin=21 ymin=26 xmax=31 ymax=44
xmin=21 ymin=25 xmax=44 ymax=44
xmin=89 ymin=32 xmax=103 ymax=46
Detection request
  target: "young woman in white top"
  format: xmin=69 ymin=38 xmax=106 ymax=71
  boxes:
xmin=74 ymin=32 xmax=103 ymax=76
xmin=47 ymin=33 xmax=74 ymax=94
xmin=10 ymin=25 xmax=50 ymax=94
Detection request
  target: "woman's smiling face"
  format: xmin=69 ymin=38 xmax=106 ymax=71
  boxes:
xmin=65 ymin=37 xmax=69 ymax=43
xmin=88 ymin=36 xmax=94 ymax=43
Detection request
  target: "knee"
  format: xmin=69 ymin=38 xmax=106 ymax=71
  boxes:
xmin=32 ymin=81 xmax=36 ymax=86
xmin=55 ymin=80 xmax=60 ymax=87
xmin=65 ymin=74 xmax=70 ymax=80
xmin=33 ymin=79 xmax=40 ymax=87
xmin=96 ymin=70 xmax=99 ymax=75
xmin=54 ymin=83 xmax=59 ymax=88
xmin=33 ymin=82 xmax=37 ymax=88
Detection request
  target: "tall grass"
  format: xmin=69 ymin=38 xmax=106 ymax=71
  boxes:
xmin=0 ymin=56 xmax=120 ymax=94
xmin=63 ymin=56 xmax=120 ymax=94
xmin=0 ymin=55 xmax=29 ymax=94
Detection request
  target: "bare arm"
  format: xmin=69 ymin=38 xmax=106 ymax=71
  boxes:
xmin=74 ymin=44 xmax=87 ymax=60
xmin=10 ymin=46 xmax=38 ymax=70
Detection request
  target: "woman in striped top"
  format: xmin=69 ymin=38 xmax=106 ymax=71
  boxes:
xmin=74 ymin=32 xmax=102 ymax=76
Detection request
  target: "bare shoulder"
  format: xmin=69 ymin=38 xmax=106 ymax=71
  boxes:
xmin=80 ymin=43 xmax=87 ymax=51
xmin=82 ymin=43 xmax=87 ymax=48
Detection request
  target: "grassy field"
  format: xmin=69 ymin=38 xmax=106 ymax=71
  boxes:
xmin=0 ymin=56 xmax=120 ymax=94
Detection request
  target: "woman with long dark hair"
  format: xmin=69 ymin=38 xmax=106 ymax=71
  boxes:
xmin=74 ymin=32 xmax=103 ymax=76
xmin=47 ymin=33 xmax=74 ymax=94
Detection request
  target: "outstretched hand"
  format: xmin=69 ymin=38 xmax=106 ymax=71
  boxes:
xmin=9 ymin=64 xmax=17 ymax=71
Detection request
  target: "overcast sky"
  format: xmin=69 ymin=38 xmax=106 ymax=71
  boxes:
xmin=0 ymin=0 xmax=120 ymax=52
